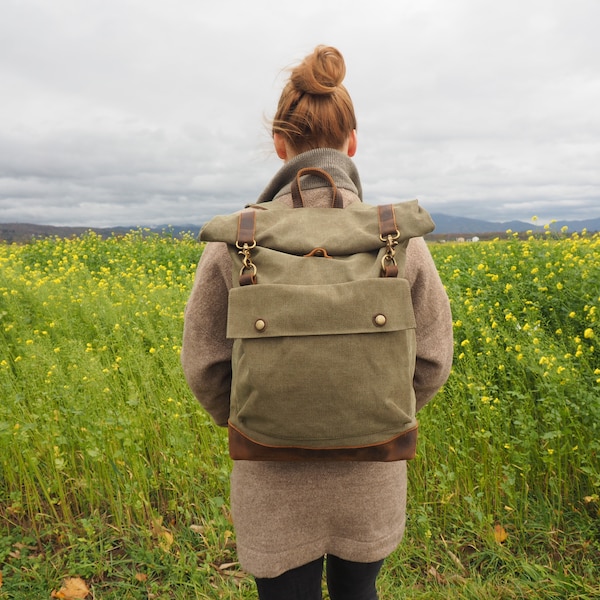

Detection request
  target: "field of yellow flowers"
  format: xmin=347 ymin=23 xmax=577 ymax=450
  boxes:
xmin=1 ymin=229 xmax=598 ymax=599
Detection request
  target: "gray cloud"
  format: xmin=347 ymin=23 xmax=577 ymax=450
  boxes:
xmin=1 ymin=0 xmax=599 ymax=227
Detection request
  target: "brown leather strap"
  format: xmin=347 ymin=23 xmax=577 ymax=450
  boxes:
xmin=239 ymin=272 xmax=256 ymax=286
xmin=291 ymin=167 xmax=344 ymax=209
xmin=304 ymin=247 xmax=332 ymax=258
xmin=377 ymin=204 xmax=398 ymax=238
xmin=382 ymin=263 xmax=399 ymax=278
xmin=236 ymin=209 xmax=256 ymax=246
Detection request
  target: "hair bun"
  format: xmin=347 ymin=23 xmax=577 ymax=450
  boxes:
xmin=290 ymin=45 xmax=346 ymax=96
xmin=272 ymin=45 xmax=356 ymax=153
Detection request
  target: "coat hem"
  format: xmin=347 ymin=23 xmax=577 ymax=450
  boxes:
xmin=237 ymin=529 xmax=405 ymax=579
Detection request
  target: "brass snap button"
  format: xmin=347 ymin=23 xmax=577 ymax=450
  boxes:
xmin=254 ymin=319 xmax=266 ymax=332
xmin=373 ymin=314 xmax=387 ymax=327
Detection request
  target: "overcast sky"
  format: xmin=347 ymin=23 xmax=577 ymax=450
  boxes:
xmin=1 ymin=0 xmax=599 ymax=227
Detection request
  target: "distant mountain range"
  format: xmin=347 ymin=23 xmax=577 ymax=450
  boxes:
xmin=1 ymin=214 xmax=599 ymax=243
xmin=429 ymin=214 xmax=600 ymax=236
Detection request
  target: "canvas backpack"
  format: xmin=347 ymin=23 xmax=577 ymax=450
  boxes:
xmin=199 ymin=167 xmax=435 ymax=461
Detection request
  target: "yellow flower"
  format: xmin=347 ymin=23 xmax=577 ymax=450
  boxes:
xmin=584 ymin=328 xmax=594 ymax=339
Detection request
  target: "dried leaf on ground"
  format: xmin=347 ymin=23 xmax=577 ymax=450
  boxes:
xmin=190 ymin=524 xmax=205 ymax=534
xmin=494 ymin=523 xmax=508 ymax=543
xmin=50 ymin=577 xmax=90 ymax=599
xmin=150 ymin=517 xmax=174 ymax=551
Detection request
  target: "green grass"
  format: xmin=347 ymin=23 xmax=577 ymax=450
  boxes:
xmin=1 ymin=228 xmax=599 ymax=598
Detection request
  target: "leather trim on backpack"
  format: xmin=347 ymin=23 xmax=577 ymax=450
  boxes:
xmin=228 ymin=423 xmax=418 ymax=462
xmin=377 ymin=204 xmax=399 ymax=238
xmin=291 ymin=167 xmax=344 ymax=209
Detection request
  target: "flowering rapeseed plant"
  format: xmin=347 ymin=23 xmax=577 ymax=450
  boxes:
xmin=0 ymin=228 xmax=598 ymax=595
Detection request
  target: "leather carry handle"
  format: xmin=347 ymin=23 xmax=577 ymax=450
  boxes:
xmin=290 ymin=167 xmax=344 ymax=209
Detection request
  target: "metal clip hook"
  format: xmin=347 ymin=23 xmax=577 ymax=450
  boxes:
xmin=380 ymin=231 xmax=400 ymax=276
xmin=237 ymin=242 xmax=257 ymax=284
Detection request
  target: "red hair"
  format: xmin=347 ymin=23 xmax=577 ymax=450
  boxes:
xmin=272 ymin=46 xmax=357 ymax=154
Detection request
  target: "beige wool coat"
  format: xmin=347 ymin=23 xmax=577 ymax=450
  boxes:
xmin=181 ymin=150 xmax=454 ymax=578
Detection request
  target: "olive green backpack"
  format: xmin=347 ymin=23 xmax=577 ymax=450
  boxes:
xmin=200 ymin=168 xmax=435 ymax=461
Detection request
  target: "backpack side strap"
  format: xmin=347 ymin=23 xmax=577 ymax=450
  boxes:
xmin=378 ymin=204 xmax=401 ymax=278
xmin=235 ymin=210 xmax=257 ymax=286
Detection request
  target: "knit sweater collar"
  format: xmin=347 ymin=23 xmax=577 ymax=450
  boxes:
xmin=255 ymin=148 xmax=363 ymax=204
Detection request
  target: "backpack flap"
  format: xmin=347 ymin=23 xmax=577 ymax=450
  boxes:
xmin=227 ymin=278 xmax=415 ymax=338
xmin=200 ymin=199 xmax=434 ymax=255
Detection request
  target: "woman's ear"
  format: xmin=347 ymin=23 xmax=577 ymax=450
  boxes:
xmin=347 ymin=130 xmax=357 ymax=157
xmin=273 ymin=133 xmax=288 ymax=161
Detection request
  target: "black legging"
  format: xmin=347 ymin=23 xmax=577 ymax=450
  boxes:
xmin=255 ymin=555 xmax=384 ymax=600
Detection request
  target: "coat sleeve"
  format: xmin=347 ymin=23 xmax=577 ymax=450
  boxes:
xmin=405 ymin=237 xmax=454 ymax=412
xmin=181 ymin=242 xmax=233 ymax=427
